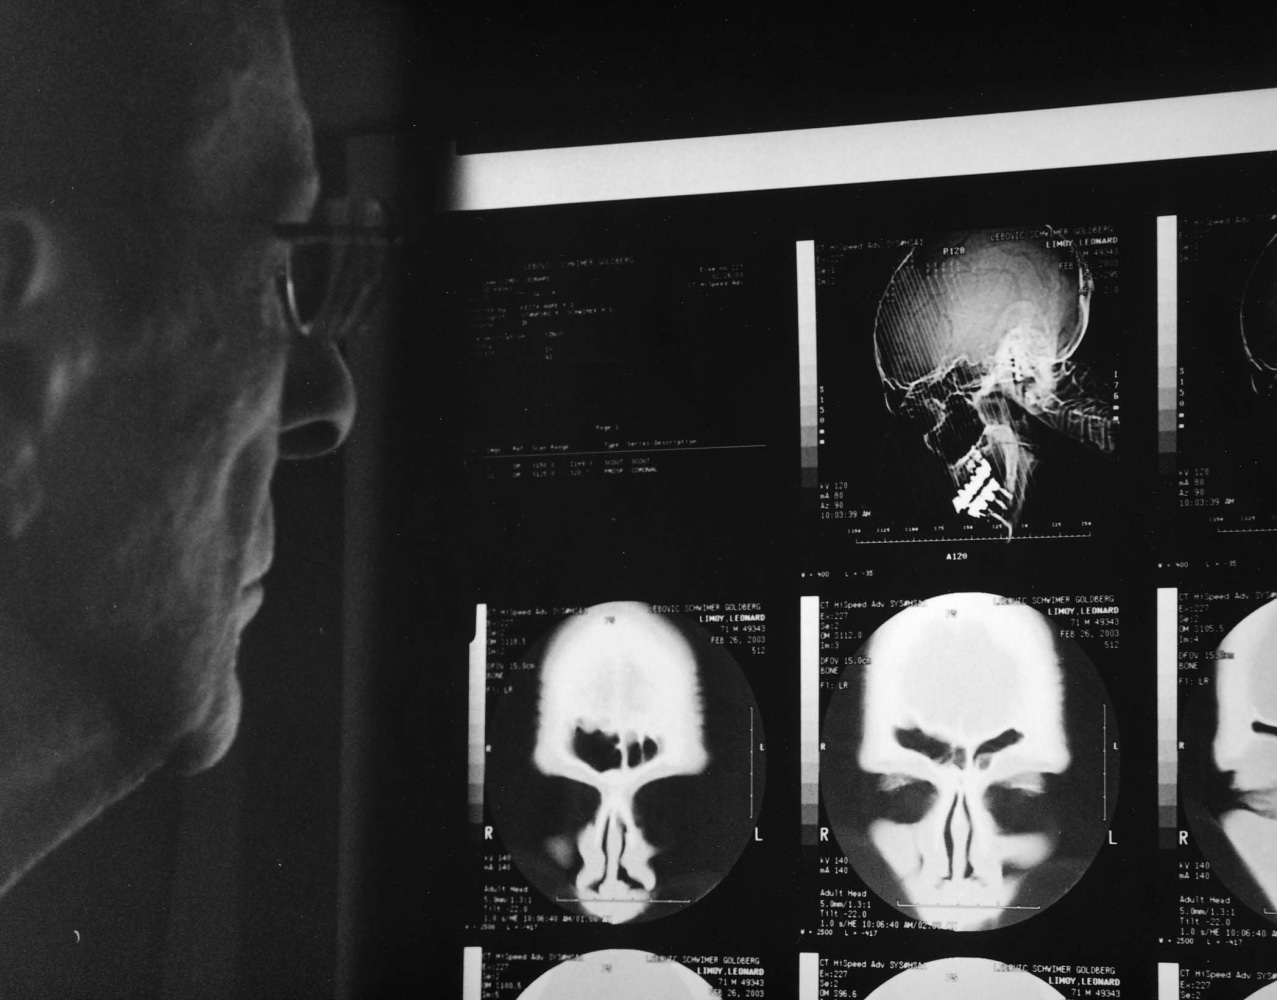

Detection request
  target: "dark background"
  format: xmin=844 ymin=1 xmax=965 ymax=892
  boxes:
xmin=1 ymin=1 xmax=1277 ymax=997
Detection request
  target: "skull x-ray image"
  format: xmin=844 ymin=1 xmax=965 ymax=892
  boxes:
xmin=1242 ymin=983 xmax=1277 ymax=999
xmin=821 ymin=593 xmax=1117 ymax=931
xmin=1182 ymin=597 xmax=1277 ymax=923
xmin=514 ymin=949 xmax=716 ymax=1000
xmin=873 ymin=228 xmax=1116 ymax=534
xmin=487 ymin=602 xmax=766 ymax=924
xmin=865 ymin=957 xmax=1066 ymax=999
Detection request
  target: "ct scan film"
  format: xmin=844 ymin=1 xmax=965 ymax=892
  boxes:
xmin=806 ymin=953 xmax=1131 ymax=999
xmin=862 ymin=956 xmax=1066 ymax=999
xmin=802 ymin=223 xmax=1121 ymax=548
xmin=808 ymin=591 xmax=1122 ymax=937
xmin=1178 ymin=593 xmax=1277 ymax=933
xmin=512 ymin=949 xmax=716 ymax=1000
xmin=464 ymin=947 xmax=771 ymax=1000
xmin=475 ymin=601 xmax=767 ymax=929
xmin=1171 ymin=213 xmax=1277 ymax=538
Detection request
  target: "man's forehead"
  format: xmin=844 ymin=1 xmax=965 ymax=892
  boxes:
xmin=179 ymin=17 xmax=320 ymax=223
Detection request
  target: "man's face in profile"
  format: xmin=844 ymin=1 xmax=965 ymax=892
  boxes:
xmin=3 ymin=5 xmax=353 ymax=783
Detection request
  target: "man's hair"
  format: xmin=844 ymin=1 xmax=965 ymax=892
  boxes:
xmin=0 ymin=0 xmax=291 ymax=305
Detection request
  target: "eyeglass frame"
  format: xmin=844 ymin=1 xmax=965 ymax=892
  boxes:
xmin=266 ymin=196 xmax=400 ymax=343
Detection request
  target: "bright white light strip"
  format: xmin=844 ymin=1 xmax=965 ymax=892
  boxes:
xmin=448 ymin=88 xmax=1277 ymax=211
xmin=800 ymin=595 xmax=821 ymax=842
xmin=467 ymin=604 xmax=488 ymax=826
xmin=462 ymin=947 xmax=482 ymax=1000
xmin=797 ymin=240 xmax=818 ymax=455
xmin=798 ymin=953 xmax=820 ymax=1000
xmin=1157 ymin=588 xmax=1179 ymax=819
xmin=1157 ymin=962 xmax=1178 ymax=1000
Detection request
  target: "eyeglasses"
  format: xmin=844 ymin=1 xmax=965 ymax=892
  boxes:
xmin=271 ymin=197 xmax=399 ymax=343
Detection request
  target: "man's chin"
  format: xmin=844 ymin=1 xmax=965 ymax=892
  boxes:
xmin=160 ymin=675 xmax=243 ymax=776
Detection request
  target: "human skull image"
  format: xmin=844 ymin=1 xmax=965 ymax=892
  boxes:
xmin=864 ymin=957 xmax=1066 ymax=999
xmin=533 ymin=604 xmax=709 ymax=921
xmin=515 ymin=950 xmax=716 ymax=1000
xmin=1182 ymin=597 xmax=1277 ymax=923
xmin=873 ymin=228 xmax=1116 ymax=534
xmin=822 ymin=593 xmax=1116 ymax=931
xmin=488 ymin=602 xmax=765 ymax=925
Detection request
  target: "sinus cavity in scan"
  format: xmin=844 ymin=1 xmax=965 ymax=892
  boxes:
xmin=821 ymin=593 xmax=1118 ymax=931
xmin=873 ymin=228 xmax=1117 ymax=535
xmin=487 ymin=602 xmax=766 ymax=925
xmin=515 ymin=949 xmax=716 ymax=1000
xmin=864 ymin=957 xmax=1067 ymax=999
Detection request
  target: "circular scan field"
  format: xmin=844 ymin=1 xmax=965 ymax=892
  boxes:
xmin=488 ymin=601 xmax=766 ymax=924
xmin=866 ymin=957 xmax=1066 ymax=999
xmin=516 ymin=949 xmax=716 ymax=1000
xmin=822 ymin=592 xmax=1118 ymax=931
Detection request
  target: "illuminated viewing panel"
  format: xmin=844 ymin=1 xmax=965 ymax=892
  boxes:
xmin=440 ymin=81 xmax=1277 ymax=1000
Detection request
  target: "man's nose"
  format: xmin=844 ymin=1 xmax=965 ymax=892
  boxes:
xmin=278 ymin=338 xmax=357 ymax=459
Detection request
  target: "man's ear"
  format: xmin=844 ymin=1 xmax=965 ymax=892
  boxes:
xmin=0 ymin=211 xmax=68 ymax=539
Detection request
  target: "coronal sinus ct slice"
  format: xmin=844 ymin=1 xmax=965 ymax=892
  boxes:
xmin=873 ymin=228 xmax=1117 ymax=533
xmin=865 ymin=957 xmax=1066 ymax=1000
xmin=488 ymin=602 xmax=765 ymax=925
xmin=1182 ymin=598 xmax=1277 ymax=923
xmin=822 ymin=593 xmax=1117 ymax=932
xmin=516 ymin=949 xmax=715 ymax=1000
xmin=1241 ymin=231 xmax=1277 ymax=398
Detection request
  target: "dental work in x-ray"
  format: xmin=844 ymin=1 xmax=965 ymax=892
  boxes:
xmin=821 ymin=593 xmax=1117 ymax=931
xmin=485 ymin=602 xmax=765 ymax=925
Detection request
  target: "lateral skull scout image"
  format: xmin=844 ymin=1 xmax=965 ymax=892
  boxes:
xmin=514 ymin=950 xmax=716 ymax=999
xmin=487 ymin=602 xmax=766 ymax=924
xmin=865 ymin=957 xmax=1067 ymax=999
xmin=822 ymin=593 xmax=1117 ymax=931
xmin=874 ymin=229 xmax=1116 ymax=534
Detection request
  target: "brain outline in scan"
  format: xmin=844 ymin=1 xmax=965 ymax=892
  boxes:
xmin=872 ymin=227 xmax=1117 ymax=535
xmin=487 ymin=601 xmax=766 ymax=925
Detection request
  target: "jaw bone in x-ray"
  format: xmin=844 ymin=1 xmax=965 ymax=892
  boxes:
xmin=488 ymin=602 xmax=765 ymax=925
xmin=1182 ymin=597 xmax=1277 ymax=923
xmin=822 ymin=593 xmax=1116 ymax=931
xmin=873 ymin=229 xmax=1116 ymax=534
